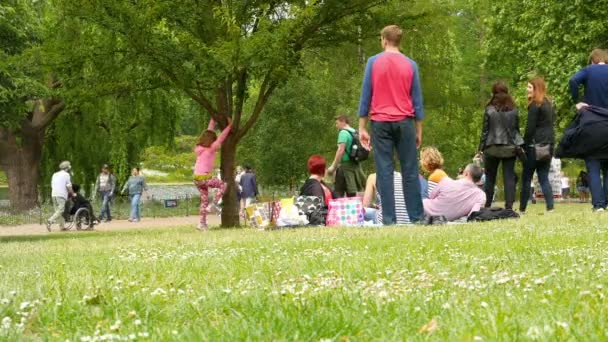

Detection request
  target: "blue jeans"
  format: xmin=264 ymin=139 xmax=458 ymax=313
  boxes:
xmin=130 ymin=193 xmax=142 ymax=221
xmin=371 ymin=118 xmax=423 ymax=224
xmin=585 ymin=158 xmax=608 ymax=209
xmin=99 ymin=191 xmax=113 ymax=221
xmin=364 ymin=207 xmax=378 ymax=224
xmin=520 ymin=147 xmax=553 ymax=211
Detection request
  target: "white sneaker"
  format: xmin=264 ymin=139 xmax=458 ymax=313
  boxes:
xmin=46 ymin=220 xmax=52 ymax=232
xmin=196 ymin=223 xmax=209 ymax=231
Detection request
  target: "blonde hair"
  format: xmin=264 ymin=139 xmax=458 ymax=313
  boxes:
xmin=381 ymin=25 xmax=402 ymax=46
xmin=420 ymin=147 xmax=444 ymax=173
xmin=589 ymin=49 xmax=607 ymax=64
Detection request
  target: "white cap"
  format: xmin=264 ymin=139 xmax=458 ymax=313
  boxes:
xmin=59 ymin=161 xmax=71 ymax=171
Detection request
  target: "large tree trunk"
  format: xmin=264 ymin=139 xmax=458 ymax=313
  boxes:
xmin=0 ymin=98 xmax=64 ymax=211
xmin=219 ymin=136 xmax=240 ymax=227
xmin=0 ymin=124 xmax=45 ymax=211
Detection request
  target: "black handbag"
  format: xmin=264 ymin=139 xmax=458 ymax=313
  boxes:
xmin=534 ymin=143 xmax=552 ymax=162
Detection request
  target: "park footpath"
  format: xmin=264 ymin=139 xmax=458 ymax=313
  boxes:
xmin=0 ymin=215 xmax=221 ymax=237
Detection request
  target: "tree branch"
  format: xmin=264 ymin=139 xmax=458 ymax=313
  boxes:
xmin=98 ymin=122 xmax=110 ymax=134
xmin=30 ymin=99 xmax=65 ymax=130
xmin=128 ymin=121 xmax=139 ymax=132
xmin=233 ymin=68 xmax=248 ymax=130
xmin=236 ymin=73 xmax=277 ymax=140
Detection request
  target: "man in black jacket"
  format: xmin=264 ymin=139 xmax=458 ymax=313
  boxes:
xmin=569 ymin=49 xmax=608 ymax=211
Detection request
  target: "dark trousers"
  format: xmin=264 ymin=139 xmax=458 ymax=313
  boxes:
xmin=520 ymin=147 xmax=553 ymax=212
xmin=371 ymin=118 xmax=423 ymax=224
xmin=483 ymin=155 xmax=516 ymax=209
xmin=585 ymin=158 xmax=608 ymax=209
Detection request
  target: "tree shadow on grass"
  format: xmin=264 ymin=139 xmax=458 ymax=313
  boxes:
xmin=0 ymin=227 xmax=183 ymax=243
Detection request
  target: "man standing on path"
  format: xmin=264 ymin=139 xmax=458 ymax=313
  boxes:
xmin=357 ymin=25 xmax=425 ymax=224
xmin=47 ymin=161 xmax=74 ymax=231
xmin=327 ymin=115 xmax=366 ymax=198
xmin=569 ymin=49 xmax=608 ymax=211
xmin=94 ymin=164 xmax=117 ymax=222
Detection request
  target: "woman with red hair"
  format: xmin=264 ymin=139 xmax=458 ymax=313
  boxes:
xmin=300 ymin=155 xmax=335 ymax=206
xmin=519 ymin=77 xmax=555 ymax=213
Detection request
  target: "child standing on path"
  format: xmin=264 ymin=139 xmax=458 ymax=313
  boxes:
xmin=194 ymin=117 xmax=232 ymax=231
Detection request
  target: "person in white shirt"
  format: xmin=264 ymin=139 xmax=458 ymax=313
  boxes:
xmin=561 ymin=172 xmax=570 ymax=199
xmin=47 ymin=161 xmax=74 ymax=231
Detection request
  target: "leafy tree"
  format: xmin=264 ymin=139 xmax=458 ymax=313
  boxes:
xmin=58 ymin=0 xmax=385 ymax=226
xmin=0 ymin=0 xmax=66 ymax=210
xmin=485 ymin=0 xmax=608 ymax=128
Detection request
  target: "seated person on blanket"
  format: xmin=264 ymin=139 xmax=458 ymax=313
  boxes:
xmin=300 ymin=155 xmax=335 ymax=206
xmin=420 ymin=147 xmax=449 ymax=195
xmin=363 ymin=172 xmax=428 ymax=225
xmin=423 ymin=164 xmax=486 ymax=221
xmin=68 ymin=183 xmax=98 ymax=223
xmin=299 ymin=155 xmax=336 ymax=225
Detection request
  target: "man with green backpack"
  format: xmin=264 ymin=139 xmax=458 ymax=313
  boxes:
xmin=327 ymin=115 xmax=368 ymax=197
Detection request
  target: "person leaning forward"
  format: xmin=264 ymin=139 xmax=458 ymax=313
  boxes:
xmin=46 ymin=161 xmax=74 ymax=232
xmin=327 ymin=115 xmax=366 ymax=198
xmin=357 ymin=25 xmax=425 ymax=224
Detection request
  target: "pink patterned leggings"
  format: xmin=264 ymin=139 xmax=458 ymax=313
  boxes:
xmin=194 ymin=178 xmax=226 ymax=225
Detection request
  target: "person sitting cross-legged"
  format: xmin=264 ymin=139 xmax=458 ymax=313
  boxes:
xmin=423 ymin=163 xmax=487 ymax=221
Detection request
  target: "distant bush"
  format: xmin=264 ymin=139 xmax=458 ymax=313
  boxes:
xmin=140 ymin=135 xmax=219 ymax=182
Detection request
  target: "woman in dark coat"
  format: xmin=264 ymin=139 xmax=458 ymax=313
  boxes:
xmin=478 ymin=81 xmax=522 ymax=210
xmin=519 ymin=77 xmax=555 ymax=213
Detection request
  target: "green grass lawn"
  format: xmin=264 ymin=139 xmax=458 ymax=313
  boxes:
xmin=0 ymin=203 xmax=606 ymax=340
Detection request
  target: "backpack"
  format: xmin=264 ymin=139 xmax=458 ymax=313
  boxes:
xmin=342 ymin=129 xmax=369 ymax=162
xmin=467 ymin=207 xmax=520 ymax=222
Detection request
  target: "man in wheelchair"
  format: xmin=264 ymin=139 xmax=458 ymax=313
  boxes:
xmin=63 ymin=183 xmax=99 ymax=230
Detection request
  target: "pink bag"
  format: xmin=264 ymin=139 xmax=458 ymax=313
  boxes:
xmin=270 ymin=201 xmax=281 ymax=225
xmin=326 ymin=197 xmax=364 ymax=226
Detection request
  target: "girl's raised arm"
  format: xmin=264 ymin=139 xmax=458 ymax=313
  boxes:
xmin=207 ymin=118 xmax=216 ymax=131
xmin=212 ymin=123 xmax=233 ymax=150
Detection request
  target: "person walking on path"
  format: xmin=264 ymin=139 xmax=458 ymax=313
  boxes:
xmin=478 ymin=81 xmax=522 ymax=210
xmin=240 ymin=165 xmax=259 ymax=208
xmin=561 ymin=172 xmax=570 ymax=200
xmin=193 ymin=118 xmax=232 ymax=231
xmin=328 ymin=115 xmax=366 ymax=198
xmin=121 ymin=168 xmax=148 ymax=223
xmin=519 ymin=77 xmax=555 ymax=213
xmin=357 ymin=25 xmax=424 ymax=225
xmin=94 ymin=164 xmax=117 ymax=222
xmin=569 ymin=49 xmax=608 ymax=211
xmin=47 ymin=161 xmax=74 ymax=232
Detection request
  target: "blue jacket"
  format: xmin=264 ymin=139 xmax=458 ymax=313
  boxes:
xmin=556 ymin=106 xmax=608 ymax=159
xmin=240 ymin=172 xmax=258 ymax=198
xmin=569 ymin=64 xmax=608 ymax=109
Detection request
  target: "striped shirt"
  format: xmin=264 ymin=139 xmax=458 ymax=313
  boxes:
xmin=427 ymin=169 xmax=448 ymax=197
xmin=377 ymin=172 xmax=410 ymax=225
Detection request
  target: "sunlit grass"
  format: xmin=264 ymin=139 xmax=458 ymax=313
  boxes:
xmin=0 ymin=203 xmax=606 ymax=340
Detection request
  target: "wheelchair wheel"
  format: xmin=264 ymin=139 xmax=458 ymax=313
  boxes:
xmin=74 ymin=208 xmax=93 ymax=230
xmin=63 ymin=218 xmax=75 ymax=231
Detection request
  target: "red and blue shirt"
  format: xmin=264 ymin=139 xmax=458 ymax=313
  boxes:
xmin=358 ymin=52 xmax=424 ymax=122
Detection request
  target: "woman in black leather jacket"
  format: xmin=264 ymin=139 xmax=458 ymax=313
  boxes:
xmin=519 ymin=77 xmax=555 ymax=213
xmin=478 ymin=81 xmax=522 ymax=210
